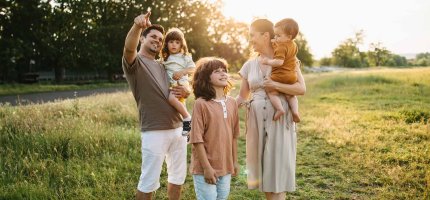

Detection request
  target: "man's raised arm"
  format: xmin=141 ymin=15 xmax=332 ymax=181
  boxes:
xmin=123 ymin=12 xmax=151 ymax=65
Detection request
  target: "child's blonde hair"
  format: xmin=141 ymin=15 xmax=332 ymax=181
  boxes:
xmin=161 ymin=28 xmax=189 ymax=61
xmin=192 ymin=57 xmax=232 ymax=101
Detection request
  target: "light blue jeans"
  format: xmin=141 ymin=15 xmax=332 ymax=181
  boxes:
xmin=193 ymin=174 xmax=231 ymax=200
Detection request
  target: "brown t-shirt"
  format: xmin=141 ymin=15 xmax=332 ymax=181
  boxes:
xmin=189 ymin=96 xmax=240 ymax=176
xmin=122 ymin=55 xmax=182 ymax=131
xmin=271 ymin=40 xmax=298 ymax=84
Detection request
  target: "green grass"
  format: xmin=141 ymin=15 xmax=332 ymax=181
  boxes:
xmin=0 ymin=82 xmax=128 ymax=96
xmin=1 ymin=67 xmax=429 ymax=199
xmin=296 ymin=67 xmax=430 ymax=199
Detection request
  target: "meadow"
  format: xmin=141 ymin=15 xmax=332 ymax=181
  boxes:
xmin=0 ymin=67 xmax=429 ymax=199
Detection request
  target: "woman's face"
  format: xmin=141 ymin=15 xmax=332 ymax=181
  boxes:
xmin=249 ymin=27 xmax=266 ymax=53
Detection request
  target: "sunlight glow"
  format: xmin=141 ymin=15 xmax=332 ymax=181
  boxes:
xmin=221 ymin=0 xmax=430 ymax=59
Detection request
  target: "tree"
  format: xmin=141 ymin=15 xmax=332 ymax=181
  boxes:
xmin=295 ymin=33 xmax=313 ymax=67
xmin=384 ymin=54 xmax=407 ymax=67
xmin=414 ymin=52 xmax=430 ymax=66
xmin=1 ymin=0 xmax=318 ymax=82
xmin=367 ymin=42 xmax=390 ymax=66
xmin=319 ymin=57 xmax=332 ymax=66
xmin=209 ymin=17 xmax=249 ymax=71
xmin=332 ymin=30 xmax=367 ymax=68
xmin=0 ymin=0 xmax=51 ymax=82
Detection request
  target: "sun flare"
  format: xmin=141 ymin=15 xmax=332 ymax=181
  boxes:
xmin=221 ymin=0 xmax=430 ymax=59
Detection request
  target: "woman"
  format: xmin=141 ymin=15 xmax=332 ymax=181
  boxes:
xmin=236 ymin=19 xmax=306 ymax=200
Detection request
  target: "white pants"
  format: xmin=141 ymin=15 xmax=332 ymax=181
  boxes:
xmin=137 ymin=127 xmax=187 ymax=193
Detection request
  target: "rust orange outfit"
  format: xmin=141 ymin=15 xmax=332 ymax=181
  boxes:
xmin=270 ymin=40 xmax=298 ymax=84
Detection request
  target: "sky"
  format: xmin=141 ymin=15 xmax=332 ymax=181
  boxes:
xmin=221 ymin=0 xmax=430 ymax=59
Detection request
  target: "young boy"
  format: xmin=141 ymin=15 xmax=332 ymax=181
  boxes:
xmin=189 ymin=57 xmax=239 ymax=200
xmin=261 ymin=18 xmax=301 ymax=122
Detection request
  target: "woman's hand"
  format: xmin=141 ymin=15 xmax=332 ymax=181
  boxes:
xmin=235 ymin=96 xmax=246 ymax=108
xmin=203 ymin=166 xmax=218 ymax=185
xmin=263 ymin=77 xmax=278 ymax=93
xmin=263 ymin=63 xmax=306 ymax=96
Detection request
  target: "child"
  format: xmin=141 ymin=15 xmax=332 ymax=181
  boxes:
xmin=189 ymin=57 xmax=240 ymax=200
xmin=261 ymin=18 xmax=301 ymax=122
xmin=161 ymin=28 xmax=195 ymax=135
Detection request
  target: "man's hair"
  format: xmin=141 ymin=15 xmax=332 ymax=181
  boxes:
xmin=141 ymin=24 xmax=165 ymax=37
xmin=275 ymin=18 xmax=299 ymax=39
xmin=250 ymin=19 xmax=274 ymax=39
xmin=161 ymin=28 xmax=189 ymax=61
xmin=192 ymin=57 xmax=232 ymax=101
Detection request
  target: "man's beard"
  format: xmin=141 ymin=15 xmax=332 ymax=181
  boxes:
xmin=146 ymin=43 xmax=160 ymax=54
xmin=148 ymin=47 xmax=159 ymax=54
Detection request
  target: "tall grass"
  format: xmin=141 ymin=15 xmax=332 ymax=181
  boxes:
xmin=1 ymin=67 xmax=429 ymax=199
xmin=1 ymin=93 xmax=141 ymax=199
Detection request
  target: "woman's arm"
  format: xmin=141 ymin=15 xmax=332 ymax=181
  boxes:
xmin=263 ymin=63 xmax=306 ymax=95
xmin=235 ymin=77 xmax=251 ymax=107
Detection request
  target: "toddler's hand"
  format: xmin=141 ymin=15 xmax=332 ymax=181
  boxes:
xmin=260 ymin=56 xmax=269 ymax=65
xmin=172 ymin=71 xmax=183 ymax=80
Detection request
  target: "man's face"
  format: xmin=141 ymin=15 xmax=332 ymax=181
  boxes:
xmin=142 ymin=29 xmax=163 ymax=54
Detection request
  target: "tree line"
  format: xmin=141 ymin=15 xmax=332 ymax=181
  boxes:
xmin=0 ymin=0 xmax=315 ymax=83
xmin=2 ymin=1 xmax=427 ymax=84
xmin=319 ymin=30 xmax=429 ymax=68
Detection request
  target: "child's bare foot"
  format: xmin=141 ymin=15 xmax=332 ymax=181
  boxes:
xmin=292 ymin=112 xmax=300 ymax=123
xmin=273 ymin=109 xmax=285 ymax=121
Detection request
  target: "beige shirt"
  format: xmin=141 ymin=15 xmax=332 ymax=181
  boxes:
xmin=122 ymin=55 xmax=182 ymax=131
xmin=189 ymin=96 xmax=240 ymax=176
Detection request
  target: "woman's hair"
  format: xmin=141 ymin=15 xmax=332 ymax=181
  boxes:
xmin=249 ymin=19 xmax=274 ymax=57
xmin=250 ymin=19 xmax=274 ymax=39
xmin=275 ymin=18 xmax=299 ymax=39
xmin=161 ymin=28 xmax=189 ymax=61
xmin=192 ymin=57 xmax=232 ymax=101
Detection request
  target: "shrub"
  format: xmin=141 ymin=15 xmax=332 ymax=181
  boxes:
xmin=400 ymin=110 xmax=430 ymax=124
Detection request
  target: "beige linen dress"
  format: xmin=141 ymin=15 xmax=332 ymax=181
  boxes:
xmin=239 ymin=58 xmax=297 ymax=193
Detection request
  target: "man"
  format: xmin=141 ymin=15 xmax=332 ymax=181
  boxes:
xmin=122 ymin=11 xmax=189 ymax=200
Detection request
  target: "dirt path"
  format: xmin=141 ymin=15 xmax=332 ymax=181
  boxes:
xmin=0 ymin=87 xmax=129 ymax=106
